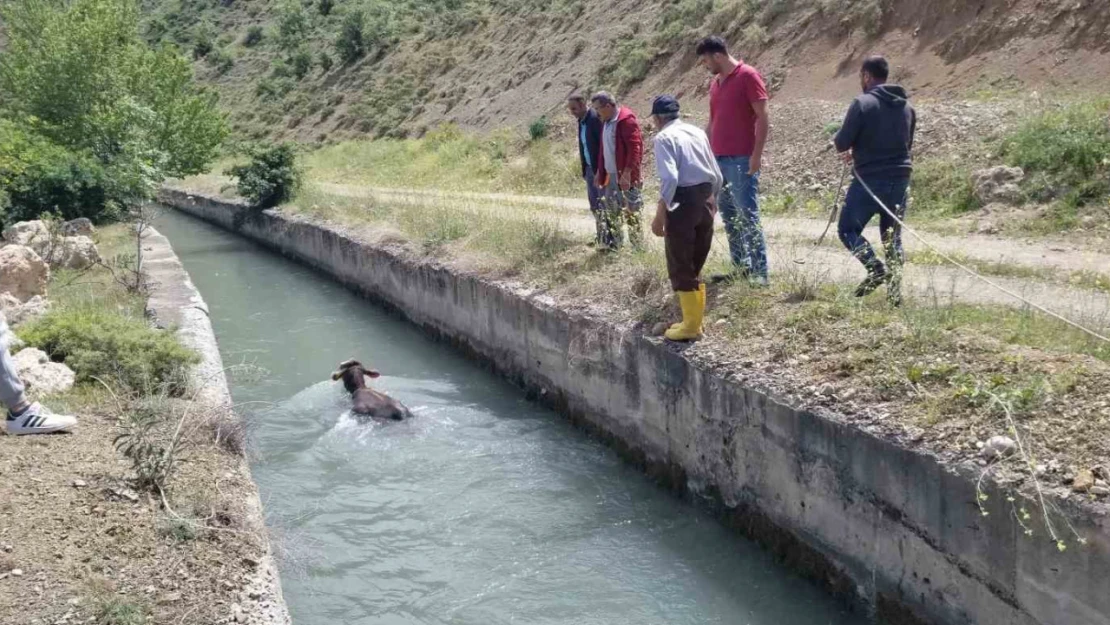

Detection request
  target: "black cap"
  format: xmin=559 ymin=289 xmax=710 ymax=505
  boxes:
xmin=651 ymin=95 xmax=680 ymax=116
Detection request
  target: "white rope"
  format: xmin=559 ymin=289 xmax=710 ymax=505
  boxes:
xmin=851 ymin=168 xmax=1110 ymax=344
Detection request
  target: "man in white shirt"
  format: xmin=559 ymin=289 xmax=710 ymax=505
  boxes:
xmin=649 ymin=95 xmax=723 ymax=342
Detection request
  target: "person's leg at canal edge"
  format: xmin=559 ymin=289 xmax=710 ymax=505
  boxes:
xmin=662 ymin=183 xmax=715 ymax=342
xmin=1 ymin=315 xmax=77 ymax=435
xmin=730 ymin=155 xmax=769 ymax=286
xmin=623 ymin=184 xmax=645 ymax=249
xmin=712 ymin=156 xmax=750 ymax=281
xmin=602 ymin=178 xmax=626 ymax=250
xmin=878 ymin=175 xmax=910 ymax=307
xmin=838 ymin=176 xmax=887 ymax=298
xmin=585 ymin=167 xmax=606 ymax=247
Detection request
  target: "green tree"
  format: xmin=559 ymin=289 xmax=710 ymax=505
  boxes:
xmin=0 ymin=0 xmax=227 ymax=218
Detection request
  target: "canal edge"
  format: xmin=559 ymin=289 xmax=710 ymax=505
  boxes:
xmin=143 ymin=223 xmax=292 ymax=625
xmin=159 ymin=187 xmax=1110 ymax=625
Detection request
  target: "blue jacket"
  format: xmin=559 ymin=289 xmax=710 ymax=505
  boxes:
xmin=834 ymin=84 xmax=916 ymax=178
xmin=577 ymin=108 xmax=603 ymax=177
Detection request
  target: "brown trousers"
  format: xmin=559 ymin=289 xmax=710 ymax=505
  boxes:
xmin=664 ymin=183 xmax=715 ymax=292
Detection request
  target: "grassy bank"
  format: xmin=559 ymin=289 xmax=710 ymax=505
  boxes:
xmin=0 ymin=225 xmax=267 ymax=624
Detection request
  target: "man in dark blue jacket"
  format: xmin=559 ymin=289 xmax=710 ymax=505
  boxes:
xmin=568 ymin=94 xmax=605 ymax=246
xmin=834 ymin=55 xmax=916 ymax=306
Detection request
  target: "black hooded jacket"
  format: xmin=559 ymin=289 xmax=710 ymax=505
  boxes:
xmin=833 ymin=84 xmax=916 ymax=178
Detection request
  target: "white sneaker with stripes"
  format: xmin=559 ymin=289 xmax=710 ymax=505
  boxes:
xmin=5 ymin=402 xmax=77 ymax=435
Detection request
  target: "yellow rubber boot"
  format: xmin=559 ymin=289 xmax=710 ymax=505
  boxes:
xmin=669 ymin=283 xmax=706 ymax=331
xmin=665 ymin=290 xmax=704 ymax=341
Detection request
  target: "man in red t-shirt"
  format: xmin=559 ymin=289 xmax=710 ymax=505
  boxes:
xmin=696 ymin=36 xmax=770 ymax=285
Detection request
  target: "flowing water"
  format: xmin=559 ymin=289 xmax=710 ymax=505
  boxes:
xmin=155 ymin=209 xmax=867 ymax=625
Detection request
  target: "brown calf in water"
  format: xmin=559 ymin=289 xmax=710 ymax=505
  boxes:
xmin=331 ymin=359 xmax=412 ymax=421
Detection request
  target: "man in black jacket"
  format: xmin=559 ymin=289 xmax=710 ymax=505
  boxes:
xmin=568 ymin=94 xmax=605 ymax=246
xmin=834 ymin=55 xmax=916 ymax=306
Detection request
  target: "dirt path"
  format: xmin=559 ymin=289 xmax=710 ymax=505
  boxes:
xmin=314 ymin=183 xmax=1110 ymax=330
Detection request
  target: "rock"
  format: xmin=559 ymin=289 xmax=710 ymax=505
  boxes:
xmin=72 ymin=480 xmax=87 ymax=488
xmin=714 ymin=318 xmax=728 ymax=327
xmin=0 ymin=246 xmax=50 ymax=302
xmin=980 ymin=435 xmax=1017 ymax=458
xmin=650 ymin=322 xmax=669 ymax=336
xmin=972 ymin=166 xmax=1025 ymax=205
xmin=12 ymin=348 xmax=76 ymax=395
xmin=61 ymin=218 xmax=94 ymax=237
xmin=2 ymin=220 xmax=50 ymax=247
xmin=11 ymin=569 xmax=23 ymax=577
xmin=49 ymin=236 xmax=100 ymax=271
xmin=1072 ymin=468 xmax=1096 ymax=493
xmin=1 ymin=293 xmax=51 ymax=326
xmin=1 ymin=220 xmax=100 ymax=270
xmin=1092 ymin=486 xmax=1110 ymax=497
xmin=231 ymin=603 xmax=246 ymax=623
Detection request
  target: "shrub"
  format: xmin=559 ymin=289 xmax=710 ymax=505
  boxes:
xmin=318 ymin=52 xmax=334 ymax=73
xmin=318 ymin=0 xmax=334 ymax=15
xmin=243 ymin=25 xmax=264 ymax=46
xmin=998 ymin=101 xmax=1110 ymax=205
xmin=0 ymin=0 xmax=227 ymax=208
xmin=277 ymin=0 xmax=309 ymax=48
xmin=292 ymin=49 xmax=314 ymax=79
xmin=226 ymin=143 xmax=302 ymax=208
xmin=528 ymin=116 xmax=549 ymax=141
xmin=597 ymin=36 xmax=652 ymax=91
xmin=20 ymin=306 xmax=199 ymax=394
xmin=0 ymin=120 xmax=125 ymax=226
xmin=192 ymin=22 xmax=215 ymax=59
xmin=336 ymin=10 xmax=367 ymax=64
xmin=206 ymin=47 xmax=235 ymax=74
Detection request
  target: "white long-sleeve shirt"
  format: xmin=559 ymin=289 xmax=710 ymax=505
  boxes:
xmin=652 ymin=119 xmax=724 ymax=210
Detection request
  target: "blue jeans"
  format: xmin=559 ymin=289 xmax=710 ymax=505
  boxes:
xmin=0 ymin=314 xmax=27 ymax=411
xmin=716 ymin=156 xmax=768 ymax=280
xmin=838 ymin=174 xmax=910 ymax=274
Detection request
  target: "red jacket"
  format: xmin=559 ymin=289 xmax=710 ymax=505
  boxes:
xmin=595 ymin=106 xmax=643 ymax=187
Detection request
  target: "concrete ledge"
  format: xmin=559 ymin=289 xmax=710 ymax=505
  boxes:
xmin=159 ymin=187 xmax=1110 ymax=625
xmin=143 ymin=224 xmax=291 ymax=625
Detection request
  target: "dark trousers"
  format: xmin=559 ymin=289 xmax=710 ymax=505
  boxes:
xmin=838 ymin=174 xmax=910 ymax=275
xmin=665 ymin=183 xmax=715 ymax=292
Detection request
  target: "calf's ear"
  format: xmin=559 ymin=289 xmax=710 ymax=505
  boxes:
xmin=331 ymin=370 xmax=343 ymax=381
xmin=365 ymin=369 xmax=381 ymax=379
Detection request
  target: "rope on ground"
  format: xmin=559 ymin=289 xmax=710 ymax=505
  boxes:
xmin=852 ymin=167 xmax=1110 ymax=344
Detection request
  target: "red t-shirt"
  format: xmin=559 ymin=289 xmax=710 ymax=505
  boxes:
xmin=708 ymin=62 xmax=768 ymax=157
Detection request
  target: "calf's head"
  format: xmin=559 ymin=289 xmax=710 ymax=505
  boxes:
xmin=331 ymin=359 xmax=380 ymax=394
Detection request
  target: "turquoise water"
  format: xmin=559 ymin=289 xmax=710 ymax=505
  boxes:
xmin=156 ymin=209 xmax=867 ymax=625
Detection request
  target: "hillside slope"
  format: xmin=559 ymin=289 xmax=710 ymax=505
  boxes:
xmin=146 ymin=0 xmax=1110 ymax=142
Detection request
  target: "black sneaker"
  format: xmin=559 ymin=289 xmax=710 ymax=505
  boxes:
xmin=854 ymin=271 xmax=889 ymax=298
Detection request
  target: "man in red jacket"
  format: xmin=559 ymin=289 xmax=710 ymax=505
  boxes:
xmin=591 ymin=91 xmax=644 ymax=250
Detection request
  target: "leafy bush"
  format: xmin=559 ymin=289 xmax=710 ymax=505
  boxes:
xmin=192 ymin=22 xmax=216 ymax=59
xmin=243 ymin=25 xmax=264 ymax=46
xmin=290 ymin=49 xmax=314 ymax=80
xmin=277 ymin=1 xmax=310 ymax=48
xmin=0 ymin=119 xmax=125 ymax=226
xmin=998 ymin=101 xmax=1110 ymax=205
xmin=226 ymin=143 xmax=302 ymax=208
xmin=597 ymin=36 xmax=653 ymax=91
xmin=0 ymin=0 xmax=226 ymax=215
xmin=528 ymin=116 xmax=550 ymax=141
xmin=20 ymin=307 xmax=199 ymax=394
xmin=336 ymin=10 xmax=367 ymax=64
xmin=319 ymin=52 xmax=334 ymax=73
xmin=318 ymin=0 xmax=335 ymax=15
